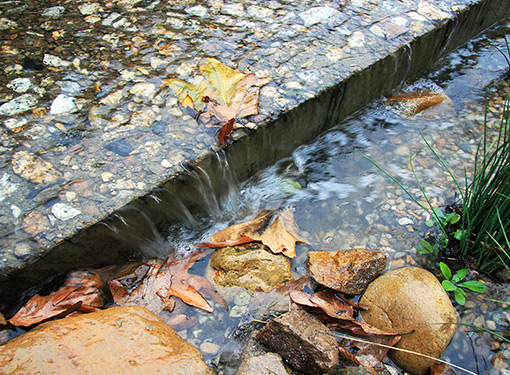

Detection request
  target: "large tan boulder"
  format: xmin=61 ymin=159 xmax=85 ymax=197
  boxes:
xmin=307 ymin=249 xmax=387 ymax=294
xmin=360 ymin=267 xmax=457 ymax=374
xmin=0 ymin=306 xmax=213 ymax=374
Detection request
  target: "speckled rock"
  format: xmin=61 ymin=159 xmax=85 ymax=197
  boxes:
xmin=210 ymin=244 xmax=294 ymax=292
xmin=236 ymin=352 xmax=291 ymax=375
xmin=256 ymin=309 xmax=339 ymax=374
xmin=360 ymin=267 xmax=457 ymax=375
xmin=307 ymin=249 xmax=387 ymax=294
xmin=0 ymin=306 xmax=214 ymax=374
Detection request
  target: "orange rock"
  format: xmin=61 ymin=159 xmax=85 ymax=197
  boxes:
xmin=306 ymin=249 xmax=387 ymax=294
xmin=386 ymin=90 xmax=451 ymax=117
xmin=0 ymin=306 xmax=213 ymax=375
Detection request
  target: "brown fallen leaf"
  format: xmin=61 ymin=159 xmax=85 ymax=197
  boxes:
xmin=110 ymin=250 xmax=226 ymax=313
xmin=217 ymin=118 xmax=235 ymax=145
xmin=197 ymin=208 xmax=309 ymax=258
xmin=0 ymin=312 xmax=6 ymax=326
xmin=8 ymin=270 xmax=105 ymax=327
xmin=289 ymin=289 xmax=403 ymax=368
xmin=289 ymin=290 xmax=354 ymax=320
xmin=430 ymin=362 xmax=458 ymax=375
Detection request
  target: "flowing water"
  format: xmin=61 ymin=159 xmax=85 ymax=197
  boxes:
xmin=153 ymin=22 xmax=510 ymax=374
xmin=4 ymin=20 xmax=510 ymax=375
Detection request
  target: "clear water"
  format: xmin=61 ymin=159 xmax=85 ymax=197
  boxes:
xmin=154 ymin=22 xmax=510 ymax=374
xmin=4 ymin=21 xmax=510 ymax=375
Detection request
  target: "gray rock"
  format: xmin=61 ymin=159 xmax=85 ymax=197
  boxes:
xmin=51 ymin=203 xmax=81 ymax=221
xmin=0 ymin=18 xmax=18 ymax=30
xmin=0 ymin=94 xmax=38 ymax=116
xmin=105 ymin=139 xmax=134 ymax=156
xmin=236 ymin=352 xmax=291 ymax=375
xmin=299 ymin=7 xmax=340 ymax=27
xmin=256 ymin=310 xmax=339 ymax=374
xmin=43 ymin=54 xmax=71 ymax=68
xmin=186 ymin=5 xmax=208 ymax=17
xmin=41 ymin=6 xmax=65 ymax=18
xmin=50 ymin=94 xmax=77 ymax=114
xmin=7 ymin=78 xmax=32 ymax=93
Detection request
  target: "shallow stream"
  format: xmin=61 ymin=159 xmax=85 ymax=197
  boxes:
xmin=4 ymin=18 xmax=510 ymax=375
xmin=155 ymin=21 xmax=510 ymax=374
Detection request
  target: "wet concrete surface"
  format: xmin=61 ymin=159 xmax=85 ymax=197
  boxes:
xmin=1 ymin=0 xmax=510 ymax=308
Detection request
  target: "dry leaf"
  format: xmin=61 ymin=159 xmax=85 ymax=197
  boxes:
xmin=110 ymin=250 xmax=226 ymax=313
xmin=197 ymin=208 xmax=309 ymax=258
xmin=289 ymin=289 xmax=402 ymax=368
xmin=430 ymin=362 xmax=458 ymax=375
xmin=289 ymin=290 xmax=354 ymax=320
xmin=0 ymin=312 xmax=7 ymax=325
xmin=8 ymin=270 xmax=104 ymax=327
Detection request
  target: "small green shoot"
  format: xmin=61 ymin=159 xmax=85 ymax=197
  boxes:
xmin=440 ymin=262 xmax=489 ymax=305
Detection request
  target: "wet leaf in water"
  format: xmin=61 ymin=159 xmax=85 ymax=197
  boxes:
xmin=165 ymin=58 xmax=269 ymax=144
xmin=109 ymin=250 xmax=226 ymax=313
xmin=217 ymin=118 xmax=235 ymax=145
xmin=8 ymin=270 xmax=105 ymax=327
xmin=197 ymin=208 xmax=309 ymax=258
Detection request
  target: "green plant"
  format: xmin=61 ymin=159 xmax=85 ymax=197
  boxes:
xmin=488 ymin=1 xmax=510 ymax=71
xmin=359 ymin=98 xmax=510 ymax=275
xmin=439 ymin=262 xmax=488 ymax=305
xmin=456 ymin=100 xmax=510 ymax=273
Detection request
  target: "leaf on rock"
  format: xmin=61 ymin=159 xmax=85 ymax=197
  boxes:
xmin=199 ymin=58 xmax=246 ymax=106
xmin=8 ymin=270 xmax=105 ymax=327
xmin=230 ymin=74 xmax=270 ymax=118
xmin=165 ymin=58 xmax=269 ymax=144
xmin=430 ymin=363 xmax=458 ymax=375
xmin=289 ymin=290 xmax=354 ymax=320
xmin=197 ymin=208 xmax=309 ymax=258
xmin=110 ymin=250 xmax=226 ymax=313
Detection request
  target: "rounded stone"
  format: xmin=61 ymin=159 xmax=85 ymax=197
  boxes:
xmin=0 ymin=306 xmax=214 ymax=374
xmin=360 ymin=267 xmax=457 ymax=375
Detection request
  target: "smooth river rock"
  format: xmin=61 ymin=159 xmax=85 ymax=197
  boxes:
xmin=0 ymin=306 xmax=213 ymax=374
xmin=307 ymin=249 xmax=387 ymax=294
xmin=360 ymin=267 xmax=457 ymax=375
xmin=210 ymin=244 xmax=293 ymax=292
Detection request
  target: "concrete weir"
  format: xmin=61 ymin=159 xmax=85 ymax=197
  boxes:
xmin=0 ymin=0 xmax=509 ymax=310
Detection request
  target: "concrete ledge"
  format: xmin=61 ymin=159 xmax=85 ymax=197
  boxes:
xmin=1 ymin=0 xmax=509 ymax=311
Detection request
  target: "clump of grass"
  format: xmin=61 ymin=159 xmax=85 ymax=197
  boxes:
xmin=358 ymin=98 xmax=510 ymax=277
xmin=456 ymin=99 xmax=510 ymax=274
